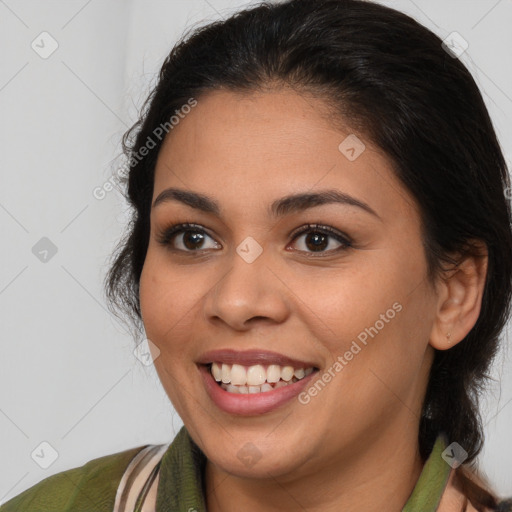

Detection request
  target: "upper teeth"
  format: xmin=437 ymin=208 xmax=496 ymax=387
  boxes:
xmin=211 ymin=362 xmax=313 ymax=386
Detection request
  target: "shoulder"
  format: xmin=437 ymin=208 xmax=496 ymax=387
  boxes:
xmin=0 ymin=445 xmax=148 ymax=512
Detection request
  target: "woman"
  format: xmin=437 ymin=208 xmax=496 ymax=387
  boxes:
xmin=2 ymin=0 xmax=511 ymax=510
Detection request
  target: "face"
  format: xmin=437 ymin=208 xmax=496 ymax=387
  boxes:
xmin=139 ymin=88 xmax=439 ymax=480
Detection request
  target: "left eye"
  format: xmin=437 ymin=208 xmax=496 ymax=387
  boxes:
xmin=289 ymin=225 xmax=351 ymax=254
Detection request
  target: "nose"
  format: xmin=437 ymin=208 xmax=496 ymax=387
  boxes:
xmin=202 ymin=248 xmax=290 ymax=331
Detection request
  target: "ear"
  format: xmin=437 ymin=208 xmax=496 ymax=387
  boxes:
xmin=429 ymin=241 xmax=488 ymax=350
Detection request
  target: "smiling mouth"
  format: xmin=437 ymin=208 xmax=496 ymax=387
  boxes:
xmin=208 ymin=362 xmax=316 ymax=394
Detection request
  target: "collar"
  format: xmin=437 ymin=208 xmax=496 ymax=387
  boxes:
xmin=402 ymin=432 xmax=452 ymax=511
xmin=156 ymin=428 xmax=451 ymax=511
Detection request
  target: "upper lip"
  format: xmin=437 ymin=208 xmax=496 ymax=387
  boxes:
xmin=196 ymin=349 xmax=318 ymax=369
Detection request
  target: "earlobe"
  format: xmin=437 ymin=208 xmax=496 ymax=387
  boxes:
xmin=429 ymin=243 xmax=488 ymax=351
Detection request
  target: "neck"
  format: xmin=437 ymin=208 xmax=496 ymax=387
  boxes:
xmin=205 ymin=422 xmax=425 ymax=512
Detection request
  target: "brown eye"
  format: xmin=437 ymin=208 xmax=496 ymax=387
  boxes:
xmin=181 ymin=230 xmax=206 ymax=250
xmin=157 ymin=223 xmax=221 ymax=252
xmin=290 ymin=225 xmax=352 ymax=254
xmin=303 ymin=232 xmax=329 ymax=252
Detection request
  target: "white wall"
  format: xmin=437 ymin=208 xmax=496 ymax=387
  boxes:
xmin=1 ymin=0 xmax=511 ymax=502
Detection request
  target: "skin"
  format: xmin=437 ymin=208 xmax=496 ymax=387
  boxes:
xmin=139 ymin=88 xmax=488 ymax=511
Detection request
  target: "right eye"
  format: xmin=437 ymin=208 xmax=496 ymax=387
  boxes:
xmin=156 ymin=223 xmax=222 ymax=252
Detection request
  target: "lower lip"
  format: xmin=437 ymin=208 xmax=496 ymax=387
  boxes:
xmin=199 ymin=365 xmax=317 ymax=416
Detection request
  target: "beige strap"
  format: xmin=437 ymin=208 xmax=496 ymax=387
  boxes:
xmin=113 ymin=443 xmax=170 ymax=512
xmin=141 ymin=466 xmax=161 ymax=512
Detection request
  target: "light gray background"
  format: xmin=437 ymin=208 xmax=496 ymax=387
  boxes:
xmin=1 ymin=0 xmax=511 ymax=502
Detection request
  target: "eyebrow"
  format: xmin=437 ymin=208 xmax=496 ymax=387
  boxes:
xmin=152 ymin=187 xmax=380 ymax=220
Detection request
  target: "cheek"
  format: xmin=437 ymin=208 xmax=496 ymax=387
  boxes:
xmin=139 ymin=255 xmax=167 ymax=337
xmin=139 ymin=250 xmax=199 ymax=348
xmin=139 ymin=251 xmax=203 ymax=412
xmin=303 ymin=247 xmax=433 ymax=376
xmin=292 ymin=257 xmax=407 ymax=351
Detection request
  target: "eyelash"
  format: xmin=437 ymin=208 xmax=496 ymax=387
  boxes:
xmin=156 ymin=222 xmax=353 ymax=257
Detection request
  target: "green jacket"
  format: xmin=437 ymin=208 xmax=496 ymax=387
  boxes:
xmin=0 ymin=428 xmax=508 ymax=511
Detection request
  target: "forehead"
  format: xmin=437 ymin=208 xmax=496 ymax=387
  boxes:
xmin=152 ymin=88 xmax=417 ymax=222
